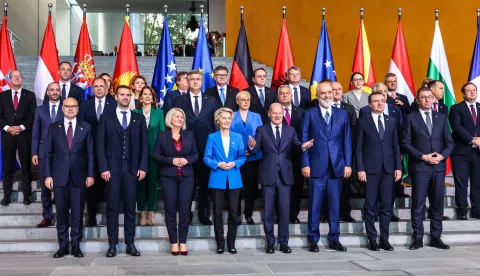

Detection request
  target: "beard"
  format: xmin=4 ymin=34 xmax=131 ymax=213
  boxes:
xmin=319 ymin=98 xmax=333 ymax=108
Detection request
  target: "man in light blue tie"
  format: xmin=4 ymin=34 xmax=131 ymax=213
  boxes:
xmin=246 ymin=68 xmax=277 ymax=124
xmin=205 ymin=65 xmax=239 ymax=111
xmin=285 ymin=66 xmax=311 ymax=109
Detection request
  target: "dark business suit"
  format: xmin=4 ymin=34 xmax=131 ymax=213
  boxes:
xmin=285 ymin=84 xmax=311 ymax=110
xmin=410 ymin=100 xmax=448 ymax=116
xmin=153 ymin=130 xmax=199 ymax=244
xmin=250 ymin=124 xmax=302 ymax=246
xmin=163 ymin=90 xmax=186 ymax=116
xmin=205 ymin=85 xmax=239 ymax=111
xmin=0 ymin=89 xmax=36 ymax=199
xmin=43 ymin=84 xmax=85 ymax=106
xmin=96 ymin=111 xmax=149 ymax=245
xmin=109 ymin=51 xmax=118 ymax=56
xmin=355 ymin=115 xmax=401 ymax=242
xmin=173 ymin=92 xmax=218 ymax=222
xmin=44 ymin=119 xmax=94 ymax=249
xmin=32 ymin=103 xmax=64 ymax=220
xmin=402 ymin=110 xmax=453 ymax=241
xmin=387 ymin=93 xmax=411 ymax=115
xmin=449 ymin=101 xmax=480 ymax=217
xmin=178 ymin=44 xmax=193 ymax=56
xmin=245 ymin=86 xmax=277 ymax=124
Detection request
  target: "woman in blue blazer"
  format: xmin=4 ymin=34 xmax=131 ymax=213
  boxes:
xmin=230 ymin=91 xmax=263 ymax=225
xmin=204 ymin=107 xmax=246 ymax=254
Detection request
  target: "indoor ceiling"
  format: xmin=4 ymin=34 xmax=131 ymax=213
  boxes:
xmin=75 ymin=0 xmax=208 ymax=14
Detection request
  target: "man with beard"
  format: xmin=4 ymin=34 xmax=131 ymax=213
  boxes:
xmin=43 ymin=62 xmax=84 ymax=106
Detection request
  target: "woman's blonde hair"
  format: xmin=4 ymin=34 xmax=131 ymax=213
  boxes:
xmin=214 ymin=107 xmax=233 ymax=127
xmin=236 ymin=91 xmax=251 ymax=102
xmin=165 ymin=108 xmax=187 ymax=130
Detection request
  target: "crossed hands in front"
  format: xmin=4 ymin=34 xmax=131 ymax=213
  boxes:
xmin=421 ymin=152 xmax=444 ymax=165
xmin=247 ymin=136 xmax=314 ymax=151
xmin=218 ymin=162 xmax=236 ymax=170
xmin=173 ymin=157 xmax=188 ymax=167
xmin=7 ymin=126 xmax=22 ymax=136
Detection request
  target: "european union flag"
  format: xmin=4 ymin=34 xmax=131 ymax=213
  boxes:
xmin=152 ymin=16 xmax=177 ymax=107
xmin=192 ymin=17 xmax=215 ymax=92
xmin=309 ymin=19 xmax=336 ymax=99
xmin=469 ymin=20 xmax=480 ymax=102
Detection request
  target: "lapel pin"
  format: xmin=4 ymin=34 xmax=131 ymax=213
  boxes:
xmin=232 ymin=142 xmax=235 ymax=145
xmin=58 ymin=125 xmax=61 ymax=128
xmin=435 ymin=115 xmax=438 ymax=118
xmin=80 ymin=128 xmax=83 ymax=130
xmin=133 ymin=120 xmax=136 ymax=122
xmin=386 ymin=118 xmax=389 ymax=120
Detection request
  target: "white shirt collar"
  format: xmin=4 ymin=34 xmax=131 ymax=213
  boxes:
xmin=12 ymin=88 xmax=22 ymax=93
xmin=116 ymin=107 xmax=130 ymax=115
xmin=270 ymin=122 xmax=282 ymax=131
xmin=319 ymin=105 xmax=333 ymax=117
xmin=96 ymin=96 xmax=106 ymax=103
xmin=217 ymin=85 xmax=227 ymax=91
xmin=63 ymin=117 xmax=77 ymax=131
xmin=254 ymin=85 xmax=265 ymax=91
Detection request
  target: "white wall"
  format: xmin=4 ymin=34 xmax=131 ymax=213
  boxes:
xmin=208 ymin=0 xmax=225 ymax=33
xmin=56 ymin=5 xmax=71 ymax=56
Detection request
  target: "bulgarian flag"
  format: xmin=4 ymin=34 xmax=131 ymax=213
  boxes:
xmin=427 ymin=18 xmax=455 ymax=175
xmin=350 ymin=17 xmax=376 ymax=92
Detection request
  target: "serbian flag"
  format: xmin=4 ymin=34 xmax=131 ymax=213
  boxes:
xmin=34 ymin=11 xmax=59 ymax=106
xmin=113 ymin=15 xmax=139 ymax=92
xmin=271 ymin=19 xmax=295 ymax=89
xmin=71 ymin=12 xmax=96 ymax=100
xmin=350 ymin=18 xmax=375 ymax=92
xmin=0 ymin=15 xmax=16 ymax=91
xmin=229 ymin=20 xmax=253 ymax=90
xmin=389 ymin=20 xmax=415 ymax=103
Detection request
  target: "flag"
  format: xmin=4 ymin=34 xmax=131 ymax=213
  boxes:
xmin=389 ymin=19 xmax=415 ymax=103
xmin=468 ymin=20 xmax=480 ymax=102
xmin=271 ymin=19 xmax=294 ymax=89
xmin=229 ymin=20 xmax=253 ymax=91
xmin=309 ymin=19 xmax=336 ymax=99
xmin=427 ymin=19 xmax=455 ymax=175
xmin=113 ymin=15 xmax=139 ymax=91
xmin=192 ymin=17 xmax=215 ymax=91
xmin=33 ymin=12 xmax=59 ymax=105
xmin=151 ymin=16 xmax=176 ymax=107
xmin=71 ymin=13 xmax=96 ymax=100
xmin=350 ymin=18 xmax=375 ymax=92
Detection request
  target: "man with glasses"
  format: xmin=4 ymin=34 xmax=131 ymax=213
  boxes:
xmin=0 ymin=70 xmax=37 ymax=206
xmin=285 ymin=66 xmax=310 ymax=109
xmin=246 ymin=68 xmax=277 ymax=124
xmin=342 ymin=72 xmax=369 ymax=118
xmin=205 ymin=65 xmax=239 ymax=111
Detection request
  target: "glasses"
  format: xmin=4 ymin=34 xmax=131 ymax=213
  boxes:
xmin=215 ymin=74 xmax=228 ymax=78
xmin=352 ymin=78 xmax=364 ymax=82
xmin=239 ymin=99 xmax=250 ymax=102
xmin=418 ymin=96 xmax=434 ymax=100
xmin=189 ymin=78 xmax=202 ymax=81
xmin=64 ymin=105 xmax=78 ymax=109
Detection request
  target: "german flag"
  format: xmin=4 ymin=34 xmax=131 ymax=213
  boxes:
xmin=229 ymin=20 xmax=253 ymax=91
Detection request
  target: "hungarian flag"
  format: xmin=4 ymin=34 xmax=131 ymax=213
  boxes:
xmin=34 ymin=12 xmax=59 ymax=105
xmin=71 ymin=13 xmax=96 ymax=100
xmin=271 ymin=19 xmax=294 ymax=89
xmin=427 ymin=19 xmax=455 ymax=175
xmin=350 ymin=19 xmax=375 ymax=92
xmin=229 ymin=20 xmax=253 ymax=91
xmin=0 ymin=15 xmax=16 ymax=91
xmin=113 ymin=15 xmax=139 ymax=92
xmin=389 ymin=20 xmax=415 ymax=103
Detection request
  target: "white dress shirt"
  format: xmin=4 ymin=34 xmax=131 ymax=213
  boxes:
xmin=59 ymin=81 xmax=71 ymax=98
xmin=319 ymin=105 xmax=333 ymax=121
xmin=332 ymin=101 xmax=341 ymax=109
xmin=49 ymin=102 xmax=60 ymax=119
xmin=465 ymin=101 xmax=478 ymax=117
xmin=95 ymin=97 xmax=106 ymax=115
xmin=283 ymin=104 xmax=292 ymax=118
xmin=178 ymin=89 xmax=187 ymax=95
xmin=64 ymin=117 xmax=77 ymax=138
xmin=190 ymin=92 xmax=202 ymax=112
xmin=3 ymin=88 xmax=25 ymax=132
xmin=254 ymin=85 xmax=265 ymax=100
xmin=270 ymin=122 xmax=282 ymax=139
xmin=217 ymin=85 xmax=227 ymax=96
xmin=221 ymin=134 xmax=230 ymax=158
xmin=371 ymin=112 xmax=384 ymax=132
xmin=289 ymin=84 xmax=300 ymax=106
xmin=354 ymin=91 xmax=363 ymax=101
xmin=384 ymin=104 xmax=390 ymax=116
xmin=116 ymin=107 xmax=131 ymax=127
xmin=419 ymin=109 xmax=433 ymax=127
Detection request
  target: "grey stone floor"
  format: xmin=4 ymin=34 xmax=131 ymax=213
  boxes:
xmin=2 ymin=245 xmax=480 ymax=276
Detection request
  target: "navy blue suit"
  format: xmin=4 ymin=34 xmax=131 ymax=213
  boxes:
xmin=43 ymin=84 xmax=85 ymax=106
xmin=162 ymin=90 xmax=184 ymax=116
xmin=96 ymin=110 xmax=149 ymax=245
xmin=402 ymin=111 xmax=453 ymax=241
xmin=44 ymin=119 xmax=94 ymax=249
xmin=205 ymin=85 xmax=239 ymax=111
xmin=245 ymin=86 xmax=277 ymax=124
xmin=386 ymin=93 xmax=411 ymax=114
xmin=410 ymin=100 xmax=448 ymax=116
xmin=301 ymin=106 xmax=352 ymax=243
xmin=250 ymin=124 xmax=302 ymax=246
xmin=283 ymin=84 xmax=311 ymax=110
xmin=449 ymin=102 xmax=480 ymax=216
xmin=32 ymin=103 xmax=64 ymax=220
xmin=355 ymin=115 xmax=401 ymax=242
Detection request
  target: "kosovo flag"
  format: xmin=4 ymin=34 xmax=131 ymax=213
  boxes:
xmin=192 ymin=17 xmax=215 ymax=91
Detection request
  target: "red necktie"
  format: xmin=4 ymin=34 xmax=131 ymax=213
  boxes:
xmin=13 ymin=91 xmax=18 ymax=111
xmin=67 ymin=122 xmax=73 ymax=150
xmin=471 ymin=104 xmax=477 ymax=126
xmin=433 ymin=102 xmax=438 ymax=112
xmin=284 ymin=107 xmax=291 ymax=125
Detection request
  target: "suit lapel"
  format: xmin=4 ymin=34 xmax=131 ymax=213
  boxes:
xmin=279 ymin=125 xmax=289 ymax=152
xmin=249 ymin=87 xmax=261 ymax=107
xmin=57 ymin=122 xmax=69 ymax=151
xmin=4 ymin=90 xmax=13 ymax=111
xmin=186 ymin=92 xmax=196 ymax=116
xmin=213 ymin=132 xmax=227 ymax=160
xmin=414 ymin=111 xmax=430 ymax=136
xmin=211 ymin=87 xmax=222 ymax=106
xmin=70 ymin=120 xmax=84 ymax=151
xmin=367 ymin=116 xmax=382 ymax=141
xmin=197 ymin=94 xmax=209 ymax=118
xmin=265 ymin=125 xmax=278 ymax=150
xmin=313 ymin=106 xmax=327 ymax=138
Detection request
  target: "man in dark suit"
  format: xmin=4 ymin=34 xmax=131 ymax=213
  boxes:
xmin=245 ymin=68 xmax=277 ymax=124
xmin=301 ymin=81 xmax=352 ymax=252
xmin=178 ymin=38 xmax=193 ymax=57
xmin=97 ymin=85 xmax=148 ymax=257
xmin=109 ymin=45 xmax=118 ymax=56
xmin=163 ymin=71 xmax=188 ymax=115
xmin=0 ymin=70 xmax=37 ymax=206
xmin=385 ymin=73 xmax=411 ymax=115
xmin=78 ymin=77 xmax=117 ymax=227
xmin=173 ymin=70 xmax=219 ymax=225
xmin=402 ymin=87 xmax=454 ymax=250
xmin=449 ymin=82 xmax=480 ymax=220
xmin=43 ymin=62 xmax=85 ymax=106
xmin=285 ymin=66 xmax=311 ymax=109
xmin=355 ymin=92 xmax=402 ymax=251
xmin=248 ymin=103 xmax=313 ymax=254
xmin=134 ymin=44 xmax=142 ymax=56
xmin=32 ymin=82 xmax=64 ymax=227
xmin=205 ymin=65 xmax=239 ymax=111
xmin=44 ymin=97 xmax=94 ymax=258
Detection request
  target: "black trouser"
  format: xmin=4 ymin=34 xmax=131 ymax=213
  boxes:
xmin=289 ymin=155 xmax=305 ymax=221
xmin=86 ymin=174 xmax=106 ymax=221
xmin=452 ymin=151 xmax=480 ymax=215
xmin=239 ymin=160 xmax=260 ymax=218
xmin=211 ymin=183 xmax=241 ymax=248
xmin=38 ymin=158 xmax=53 ymax=220
xmin=194 ymin=159 xmax=211 ymax=220
xmin=1 ymin=132 xmax=32 ymax=198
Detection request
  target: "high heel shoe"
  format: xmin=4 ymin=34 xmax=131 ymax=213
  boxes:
xmin=139 ymin=211 xmax=147 ymax=226
xmin=147 ymin=211 xmax=154 ymax=226
xmin=171 ymin=244 xmax=179 ymax=256
xmin=180 ymin=244 xmax=188 ymax=256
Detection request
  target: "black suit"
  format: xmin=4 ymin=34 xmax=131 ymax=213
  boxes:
xmin=178 ymin=44 xmax=193 ymax=56
xmin=205 ymin=85 xmax=239 ymax=111
xmin=109 ymin=52 xmax=118 ymax=56
xmin=0 ymin=89 xmax=36 ymax=199
xmin=283 ymin=84 xmax=311 ymax=110
xmin=449 ymin=101 xmax=480 ymax=216
xmin=355 ymin=115 xmax=401 ymax=242
xmin=402 ymin=111 xmax=454 ymax=241
xmin=173 ymin=92 xmax=218 ymax=221
xmin=43 ymin=84 xmax=85 ymax=106
xmin=410 ymin=100 xmax=448 ymax=116
xmin=245 ymin=86 xmax=277 ymax=124
xmin=387 ymin=93 xmax=411 ymax=115
xmin=163 ymin=90 xmax=185 ymax=116
xmin=135 ymin=51 xmax=142 ymax=56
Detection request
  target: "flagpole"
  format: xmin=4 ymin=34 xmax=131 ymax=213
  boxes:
xmin=477 ymin=8 xmax=480 ymax=23
xmin=164 ymin=5 xmax=168 ymax=17
xmin=200 ymin=4 xmax=204 ymax=18
xmin=360 ymin=8 xmax=364 ymax=20
xmin=398 ymin=8 xmax=402 ymax=21
xmin=126 ymin=4 xmax=130 ymax=16
xmin=83 ymin=4 xmax=87 ymax=16
xmin=48 ymin=3 xmax=52 ymax=16
xmin=435 ymin=9 xmax=439 ymax=21
xmin=4 ymin=3 xmax=7 ymax=17
xmin=322 ymin=7 xmax=326 ymax=20
xmin=240 ymin=6 xmax=244 ymax=23
xmin=282 ymin=6 xmax=286 ymax=19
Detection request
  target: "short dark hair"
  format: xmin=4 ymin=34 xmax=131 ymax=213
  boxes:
xmin=368 ymin=91 xmax=385 ymax=104
xmin=384 ymin=73 xmax=396 ymax=82
xmin=59 ymin=61 xmax=72 ymax=68
xmin=214 ymin=65 xmax=228 ymax=74
xmin=461 ymin=82 xmax=477 ymax=93
xmin=416 ymin=87 xmax=433 ymax=98
xmin=116 ymin=85 xmax=130 ymax=94
xmin=350 ymin=72 xmax=364 ymax=82
xmin=175 ymin=71 xmax=188 ymax=83
xmin=253 ymin=68 xmax=267 ymax=76
xmin=137 ymin=86 xmax=158 ymax=109
xmin=427 ymin=80 xmax=442 ymax=90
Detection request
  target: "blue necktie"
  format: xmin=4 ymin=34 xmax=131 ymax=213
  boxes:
xmin=61 ymin=84 xmax=66 ymax=99
xmin=220 ymin=87 xmax=226 ymax=106
xmin=50 ymin=104 xmax=56 ymax=121
xmin=121 ymin=111 xmax=128 ymax=129
xmin=259 ymin=89 xmax=265 ymax=107
xmin=293 ymin=87 xmax=299 ymax=107
xmin=325 ymin=111 xmax=331 ymax=137
xmin=378 ymin=115 xmax=385 ymax=140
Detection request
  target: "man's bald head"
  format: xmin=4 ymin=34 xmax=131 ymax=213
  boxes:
xmin=268 ymin=103 xmax=284 ymax=126
xmin=62 ymin=98 xmax=79 ymax=120
xmin=332 ymin=82 xmax=343 ymax=101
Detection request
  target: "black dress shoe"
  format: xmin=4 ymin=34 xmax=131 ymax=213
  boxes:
xmin=86 ymin=217 xmax=97 ymax=227
xmin=23 ymin=197 xmax=32 ymax=205
xmin=216 ymin=247 xmax=224 ymax=254
xmin=290 ymin=217 xmax=301 ymax=224
xmin=199 ymin=218 xmax=213 ymax=225
xmin=340 ymin=215 xmax=356 ymax=223
xmin=265 ymin=243 xmax=275 ymax=254
xmin=228 ymin=246 xmax=237 ymax=254
xmin=36 ymin=218 xmax=53 ymax=228
xmin=430 ymin=238 xmax=450 ymax=250
xmin=442 ymin=216 xmax=450 ymax=220
xmin=308 ymin=241 xmax=319 ymax=252
xmin=106 ymin=245 xmax=117 ymax=257
xmin=379 ymin=240 xmax=394 ymax=251
xmin=53 ymin=247 xmax=69 ymax=258
xmin=245 ymin=217 xmax=255 ymax=225
xmin=329 ymin=241 xmax=347 ymax=252
xmin=0 ymin=197 xmax=11 ymax=206
xmin=71 ymin=247 xmax=84 ymax=258
xmin=279 ymin=244 xmax=292 ymax=254
xmin=458 ymin=214 xmax=468 ymax=220
xmin=409 ymin=240 xmax=423 ymax=250
xmin=367 ymin=240 xmax=379 ymax=251
xmin=390 ymin=214 xmax=400 ymax=222
xmin=396 ymin=192 xmax=410 ymax=198
xmin=126 ymin=244 xmax=141 ymax=256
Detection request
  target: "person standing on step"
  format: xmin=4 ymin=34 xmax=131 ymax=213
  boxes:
xmin=0 ymin=70 xmax=37 ymax=206
xmin=44 ymin=98 xmax=94 ymax=258
xmin=245 ymin=68 xmax=277 ymax=124
xmin=402 ymin=87 xmax=453 ymax=250
xmin=355 ymin=92 xmax=402 ymax=252
xmin=163 ymin=71 xmax=189 ymax=116
xmin=342 ymin=72 xmax=369 ymax=118
xmin=32 ymin=82 xmax=64 ymax=228
xmin=96 ymin=85 xmax=149 ymax=257
xmin=285 ymin=66 xmax=311 ymax=109
xmin=205 ymin=65 xmax=239 ymax=111
xmin=43 ymin=62 xmax=85 ymax=106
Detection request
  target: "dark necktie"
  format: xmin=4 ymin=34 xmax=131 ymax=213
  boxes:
xmin=194 ymin=96 xmax=200 ymax=117
xmin=13 ymin=91 xmax=18 ymax=111
xmin=275 ymin=126 xmax=281 ymax=148
xmin=284 ymin=108 xmax=291 ymax=125
xmin=121 ymin=111 xmax=128 ymax=129
xmin=293 ymin=87 xmax=299 ymax=107
xmin=67 ymin=122 xmax=73 ymax=150
xmin=425 ymin=112 xmax=432 ymax=136
xmin=62 ymin=84 xmax=66 ymax=99
xmin=97 ymin=100 xmax=102 ymax=121
xmin=51 ymin=104 xmax=56 ymax=121
xmin=471 ymin=104 xmax=477 ymax=126
xmin=433 ymin=102 xmax=438 ymax=112
xmin=378 ymin=115 xmax=385 ymax=140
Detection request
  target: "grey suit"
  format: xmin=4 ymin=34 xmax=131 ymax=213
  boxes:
xmin=342 ymin=90 xmax=369 ymax=118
